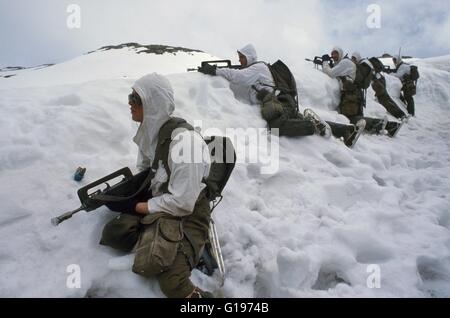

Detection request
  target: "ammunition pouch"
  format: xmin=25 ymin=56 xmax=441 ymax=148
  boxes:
xmin=260 ymin=92 xmax=299 ymax=123
xmin=402 ymin=80 xmax=416 ymax=96
xmin=260 ymin=95 xmax=284 ymax=122
xmin=338 ymin=77 xmax=361 ymax=117
xmin=341 ymin=78 xmax=357 ymax=92
xmin=132 ymin=214 xmax=184 ymax=277
xmin=340 ymin=91 xmax=360 ymax=117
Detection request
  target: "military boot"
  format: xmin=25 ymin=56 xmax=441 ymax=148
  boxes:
xmin=304 ymin=108 xmax=332 ymax=138
xmin=386 ymin=121 xmax=404 ymax=138
xmin=344 ymin=119 xmax=366 ymax=148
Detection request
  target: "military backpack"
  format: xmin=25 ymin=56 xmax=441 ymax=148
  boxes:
xmin=409 ymin=65 xmax=420 ymax=82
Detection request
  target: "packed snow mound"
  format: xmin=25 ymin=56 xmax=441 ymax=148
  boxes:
xmin=419 ymin=55 xmax=450 ymax=73
xmin=0 ymin=43 xmax=217 ymax=89
xmin=0 ymin=47 xmax=450 ymax=298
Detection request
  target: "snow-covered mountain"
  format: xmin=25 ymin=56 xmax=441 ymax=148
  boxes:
xmin=0 ymin=43 xmax=218 ymax=88
xmin=0 ymin=44 xmax=449 ymax=298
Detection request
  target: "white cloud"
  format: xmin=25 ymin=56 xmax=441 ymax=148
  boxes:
xmin=320 ymin=0 xmax=450 ymax=58
xmin=0 ymin=0 xmax=448 ymax=67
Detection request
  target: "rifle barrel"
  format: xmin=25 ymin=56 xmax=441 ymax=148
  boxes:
xmin=51 ymin=206 xmax=85 ymax=226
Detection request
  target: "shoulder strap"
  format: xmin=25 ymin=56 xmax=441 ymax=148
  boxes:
xmin=250 ymin=61 xmax=276 ymax=94
xmin=247 ymin=61 xmax=265 ymax=68
xmin=152 ymin=117 xmax=194 ymax=193
xmin=157 ymin=117 xmax=193 ymax=144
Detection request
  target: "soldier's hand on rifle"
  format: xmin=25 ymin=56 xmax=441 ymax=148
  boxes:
xmin=322 ymin=54 xmax=331 ymax=62
xmin=135 ymin=202 xmax=149 ymax=215
xmin=384 ymin=66 xmax=393 ymax=74
xmin=198 ymin=63 xmax=217 ymax=76
xmin=105 ymin=199 xmax=140 ymax=214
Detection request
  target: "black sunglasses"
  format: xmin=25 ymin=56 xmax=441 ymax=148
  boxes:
xmin=128 ymin=92 xmax=142 ymax=105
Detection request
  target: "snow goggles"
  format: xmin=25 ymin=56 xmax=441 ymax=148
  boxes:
xmin=128 ymin=92 xmax=142 ymax=106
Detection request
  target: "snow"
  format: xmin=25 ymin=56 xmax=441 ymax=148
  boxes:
xmin=0 ymin=47 xmax=449 ymax=298
xmin=0 ymin=47 xmax=218 ymax=89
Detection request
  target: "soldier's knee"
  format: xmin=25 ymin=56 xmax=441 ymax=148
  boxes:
xmin=159 ymin=271 xmax=194 ymax=298
xmin=99 ymin=214 xmax=141 ymax=252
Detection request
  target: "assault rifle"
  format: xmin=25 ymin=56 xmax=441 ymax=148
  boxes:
xmin=383 ymin=65 xmax=395 ymax=74
xmin=305 ymin=56 xmax=334 ymax=69
xmin=52 ymin=166 xmax=226 ymax=283
xmin=187 ymin=60 xmax=241 ymax=72
xmin=51 ymin=167 xmax=154 ymax=226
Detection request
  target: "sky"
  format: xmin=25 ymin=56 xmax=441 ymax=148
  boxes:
xmin=0 ymin=0 xmax=449 ymax=68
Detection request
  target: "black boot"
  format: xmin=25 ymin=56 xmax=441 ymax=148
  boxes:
xmin=386 ymin=121 xmax=404 ymax=138
xmin=344 ymin=119 xmax=366 ymax=148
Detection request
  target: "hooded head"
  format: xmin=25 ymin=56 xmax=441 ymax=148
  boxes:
xmin=132 ymin=73 xmax=175 ymax=161
xmin=351 ymin=52 xmax=362 ymax=64
xmin=393 ymin=54 xmax=403 ymax=67
xmin=237 ymin=44 xmax=258 ymax=67
xmin=331 ymin=46 xmax=344 ymax=63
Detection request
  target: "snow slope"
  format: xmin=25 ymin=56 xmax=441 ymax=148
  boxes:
xmin=0 ymin=44 xmax=217 ymax=89
xmin=0 ymin=46 xmax=449 ymax=298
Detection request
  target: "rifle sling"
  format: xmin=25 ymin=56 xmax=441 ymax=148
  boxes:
xmin=91 ymin=169 xmax=154 ymax=203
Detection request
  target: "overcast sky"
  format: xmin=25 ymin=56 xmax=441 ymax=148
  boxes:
xmin=1 ymin=0 xmax=449 ymax=68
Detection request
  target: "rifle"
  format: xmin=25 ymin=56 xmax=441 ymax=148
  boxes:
xmin=305 ymin=56 xmax=334 ymax=69
xmin=187 ymin=60 xmax=241 ymax=72
xmin=51 ymin=167 xmax=154 ymax=226
xmin=383 ymin=65 xmax=395 ymax=74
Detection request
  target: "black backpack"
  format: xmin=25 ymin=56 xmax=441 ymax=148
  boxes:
xmin=203 ymin=135 xmax=236 ymax=207
xmin=267 ymin=60 xmax=299 ymax=109
xmin=355 ymin=61 xmax=374 ymax=90
xmin=410 ymin=65 xmax=420 ymax=81
xmin=369 ymin=57 xmax=385 ymax=74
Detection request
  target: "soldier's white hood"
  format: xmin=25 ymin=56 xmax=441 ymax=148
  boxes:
xmin=332 ymin=46 xmax=345 ymax=63
xmin=352 ymin=52 xmax=362 ymax=63
xmin=238 ymin=44 xmax=258 ymax=65
xmin=132 ymin=73 xmax=175 ymax=162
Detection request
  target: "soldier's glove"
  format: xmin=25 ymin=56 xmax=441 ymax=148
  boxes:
xmin=198 ymin=63 xmax=217 ymax=76
xmin=322 ymin=54 xmax=331 ymax=62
